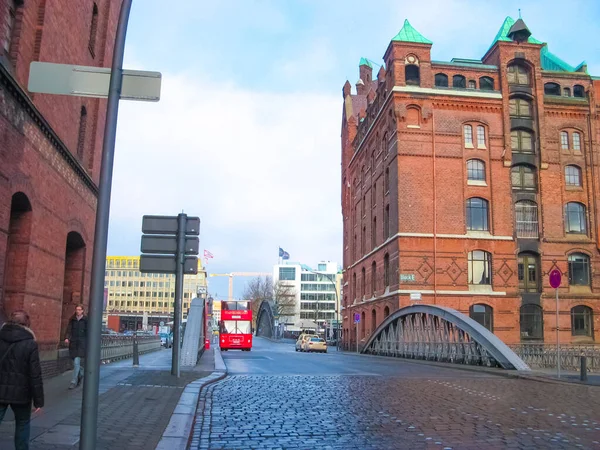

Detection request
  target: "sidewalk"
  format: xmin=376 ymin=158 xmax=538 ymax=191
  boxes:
xmin=0 ymin=348 xmax=216 ymax=450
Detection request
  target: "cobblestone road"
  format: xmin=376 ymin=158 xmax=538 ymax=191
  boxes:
xmin=191 ymin=339 xmax=600 ymax=449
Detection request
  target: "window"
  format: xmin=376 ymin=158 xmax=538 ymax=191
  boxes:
xmin=563 ymin=87 xmax=571 ymax=97
xmin=3 ymin=1 xmax=18 ymax=53
xmin=573 ymin=132 xmax=581 ymax=151
xmin=384 ymin=306 xmax=390 ymax=318
xmin=564 ymin=202 xmax=587 ymax=234
xmin=353 ymin=273 xmax=356 ymax=299
xmin=511 ymin=165 xmax=536 ymax=190
xmin=511 ymin=130 xmax=533 ymax=153
xmin=383 ymin=253 xmax=390 ymax=287
xmin=361 ymin=267 xmax=366 ymax=297
xmin=520 ymin=305 xmax=543 ymax=340
xmin=88 ymin=3 xmax=99 ymax=57
xmin=518 ymin=253 xmax=539 ymax=292
xmin=565 ymin=165 xmax=582 ymax=187
xmin=507 ymin=64 xmax=529 ymax=85
xmin=434 ymin=73 xmax=448 ymax=87
xmin=76 ymin=106 xmax=88 ymax=159
xmin=568 ymin=253 xmax=590 ymax=286
xmin=515 ymin=200 xmax=539 ymax=238
xmin=509 ymin=98 xmax=532 ymax=118
xmin=453 ymin=75 xmax=466 ymax=88
xmin=371 ymin=261 xmax=376 ymax=294
xmin=571 ymin=306 xmax=593 ymax=337
xmin=464 ymin=125 xmax=473 ymax=146
xmin=544 ymin=82 xmax=561 ymax=96
xmin=372 ymin=217 xmax=377 ymax=248
xmin=405 ymin=65 xmax=420 ymax=86
xmin=468 ymin=251 xmax=492 ymax=285
xmin=469 ymin=304 xmax=493 ymax=331
xmin=466 ymin=159 xmax=485 ymax=181
xmin=560 ymin=131 xmax=569 ymax=150
xmin=384 ymin=205 xmax=390 ymax=238
xmin=479 ymin=76 xmax=494 ymax=90
xmin=468 ymin=80 xmax=476 ymax=89
xmin=362 ymin=226 xmax=366 ymax=254
xmin=385 ymin=168 xmax=390 ymax=193
xmin=476 ymin=126 xmax=485 ymax=147
xmin=573 ymin=85 xmax=585 ymax=98
xmin=279 ymin=267 xmax=296 ymax=281
xmin=466 ymin=198 xmax=489 ymax=231
xmin=361 ymin=195 xmax=365 ymax=217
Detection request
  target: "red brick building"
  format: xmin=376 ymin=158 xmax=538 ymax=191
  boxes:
xmin=341 ymin=18 xmax=600 ymax=347
xmin=0 ymin=0 xmax=121 ymax=375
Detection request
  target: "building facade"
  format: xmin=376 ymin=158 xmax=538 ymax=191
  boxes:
xmin=0 ymin=1 xmax=122 ymax=375
xmin=103 ymin=256 xmax=208 ymax=332
xmin=273 ymin=261 xmax=342 ymax=335
xmin=341 ymin=18 xmax=600 ymax=347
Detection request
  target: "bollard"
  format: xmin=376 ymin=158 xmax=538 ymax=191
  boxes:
xmin=132 ymin=335 xmax=140 ymax=367
xmin=580 ymin=355 xmax=588 ymax=382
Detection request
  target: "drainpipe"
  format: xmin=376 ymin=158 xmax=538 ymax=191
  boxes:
xmin=586 ymin=87 xmax=599 ymax=251
xmin=432 ymin=108 xmax=438 ymax=305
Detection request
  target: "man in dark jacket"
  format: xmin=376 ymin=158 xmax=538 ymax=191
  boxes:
xmin=0 ymin=310 xmax=44 ymax=450
xmin=64 ymin=304 xmax=87 ymax=389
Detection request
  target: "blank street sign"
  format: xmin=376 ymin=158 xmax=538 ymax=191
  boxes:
xmin=141 ymin=235 xmax=199 ymax=255
xmin=142 ymin=215 xmax=200 ymax=236
xmin=28 ymin=62 xmax=162 ymax=102
xmin=140 ymin=255 xmax=199 ymax=274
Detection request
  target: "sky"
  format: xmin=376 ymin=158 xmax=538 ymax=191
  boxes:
xmin=107 ymin=0 xmax=600 ymax=299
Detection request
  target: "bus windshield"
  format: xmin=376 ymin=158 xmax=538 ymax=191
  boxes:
xmin=221 ymin=320 xmax=252 ymax=334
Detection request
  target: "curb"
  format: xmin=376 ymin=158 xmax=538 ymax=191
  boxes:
xmin=154 ymin=349 xmax=227 ymax=450
xmin=337 ymin=349 xmax=599 ymax=387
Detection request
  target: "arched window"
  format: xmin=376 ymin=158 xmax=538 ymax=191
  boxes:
xmin=353 ymin=272 xmax=357 ymax=300
xmin=544 ymin=82 xmax=561 ymax=96
xmin=571 ymin=306 xmax=593 ymax=337
xmin=406 ymin=107 xmax=420 ymax=127
xmin=405 ymin=65 xmax=420 ymax=86
xmin=477 ymin=125 xmax=486 ymax=147
xmin=88 ymin=3 xmax=99 ymax=56
xmin=468 ymin=80 xmax=476 ymax=89
xmin=384 ymin=168 xmax=390 ymax=193
xmin=372 ymin=217 xmax=377 ymax=248
xmin=469 ymin=304 xmax=493 ymax=331
xmin=511 ymin=130 xmax=533 ymax=153
xmin=466 ymin=198 xmax=489 ymax=231
xmin=76 ymin=106 xmax=88 ymax=159
xmin=511 ymin=165 xmax=536 ymax=190
xmin=520 ymin=304 xmax=543 ymax=340
xmin=371 ymin=261 xmax=376 ymax=294
xmin=573 ymin=85 xmax=585 ymax=98
xmin=453 ymin=75 xmax=466 ymax=89
xmin=384 ymin=305 xmax=390 ymax=318
xmin=568 ymin=253 xmax=590 ymax=286
xmin=515 ymin=200 xmax=539 ymax=238
xmin=384 ymin=205 xmax=390 ymax=238
xmin=507 ymin=64 xmax=529 ymax=85
xmin=509 ymin=98 xmax=532 ymax=118
xmin=560 ymin=131 xmax=569 ymax=150
xmin=361 ymin=311 xmax=366 ymax=336
xmin=463 ymin=124 xmax=473 ymax=146
xmin=466 ymin=159 xmax=485 ymax=182
xmin=564 ymin=202 xmax=587 ymax=234
xmin=479 ymin=76 xmax=494 ymax=90
xmin=383 ymin=253 xmax=390 ymax=287
xmin=563 ymin=87 xmax=571 ymax=97
xmin=467 ymin=251 xmax=492 ymax=285
xmin=361 ymin=267 xmax=366 ymax=297
xmin=565 ymin=165 xmax=582 ymax=187
xmin=573 ymin=132 xmax=581 ymax=151
xmin=518 ymin=253 xmax=539 ymax=292
xmin=371 ymin=309 xmax=376 ymax=333
xmin=362 ymin=226 xmax=366 ymax=254
xmin=434 ymin=73 xmax=448 ymax=87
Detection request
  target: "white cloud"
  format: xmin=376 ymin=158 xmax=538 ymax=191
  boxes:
xmin=109 ymin=70 xmax=343 ymax=277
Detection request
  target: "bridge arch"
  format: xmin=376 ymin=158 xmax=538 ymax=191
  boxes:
xmin=255 ymin=300 xmax=275 ymax=338
xmin=362 ymin=304 xmax=530 ymax=370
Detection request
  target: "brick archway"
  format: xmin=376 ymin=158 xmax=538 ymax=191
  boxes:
xmin=60 ymin=231 xmax=86 ymax=340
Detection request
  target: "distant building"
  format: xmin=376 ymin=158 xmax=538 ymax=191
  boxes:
xmin=103 ymin=256 xmax=207 ymax=332
xmin=341 ymin=17 xmax=600 ymax=346
xmin=273 ymin=261 xmax=342 ymax=335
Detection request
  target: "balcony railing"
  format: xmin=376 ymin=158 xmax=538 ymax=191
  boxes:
xmin=515 ymin=203 xmax=539 ymax=238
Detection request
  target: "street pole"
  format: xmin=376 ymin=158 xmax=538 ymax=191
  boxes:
xmin=80 ymin=1 xmax=132 ymax=448
xmin=556 ymin=287 xmax=560 ymax=378
xmin=356 ymin=321 xmax=358 ymax=353
xmin=172 ymin=213 xmax=186 ymax=378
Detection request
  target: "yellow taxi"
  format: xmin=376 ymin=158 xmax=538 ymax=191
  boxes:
xmin=302 ymin=336 xmax=327 ymax=353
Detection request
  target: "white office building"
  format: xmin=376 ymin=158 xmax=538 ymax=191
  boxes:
xmin=272 ymin=261 xmax=342 ymax=336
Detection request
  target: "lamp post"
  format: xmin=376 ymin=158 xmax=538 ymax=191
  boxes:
xmin=306 ymin=269 xmax=340 ymax=352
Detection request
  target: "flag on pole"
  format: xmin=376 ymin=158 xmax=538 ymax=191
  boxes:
xmin=204 ymin=250 xmax=214 ymax=259
xmin=278 ymin=247 xmax=290 ymax=260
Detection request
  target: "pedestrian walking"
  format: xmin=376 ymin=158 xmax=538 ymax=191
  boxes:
xmin=0 ymin=310 xmax=44 ymax=450
xmin=64 ymin=304 xmax=87 ymax=390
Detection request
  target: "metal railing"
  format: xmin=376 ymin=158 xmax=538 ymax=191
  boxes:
xmin=509 ymin=343 xmax=600 ymax=372
xmin=100 ymin=335 xmax=162 ymax=363
xmin=515 ymin=201 xmax=539 ymax=238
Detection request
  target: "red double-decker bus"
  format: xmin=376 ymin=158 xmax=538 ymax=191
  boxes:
xmin=219 ymin=300 xmax=253 ymax=351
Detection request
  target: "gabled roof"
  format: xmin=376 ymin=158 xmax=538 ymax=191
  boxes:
xmin=359 ymin=57 xmax=373 ymax=68
xmin=391 ymin=19 xmax=432 ymax=45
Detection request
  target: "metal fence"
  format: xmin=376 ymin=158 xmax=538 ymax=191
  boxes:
xmin=100 ymin=335 xmax=162 ymax=364
xmin=509 ymin=343 xmax=600 ymax=372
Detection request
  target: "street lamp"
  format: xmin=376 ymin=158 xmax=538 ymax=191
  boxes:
xmin=306 ymin=268 xmax=340 ymax=352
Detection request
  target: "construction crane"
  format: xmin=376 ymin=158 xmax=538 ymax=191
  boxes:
xmin=209 ymin=272 xmax=271 ymax=301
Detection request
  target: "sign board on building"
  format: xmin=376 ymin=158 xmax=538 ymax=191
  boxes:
xmin=400 ymin=274 xmax=416 ymax=282
xmin=410 ymin=292 xmax=422 ymax=301
xmin=353 ymin=313 xmax=360 ymax=323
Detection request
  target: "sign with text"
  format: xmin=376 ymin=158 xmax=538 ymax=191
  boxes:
xmin=410 ymin=292 xmax=422 ymax=301
xmin=400 ymin=274 xmax=416 ymax=282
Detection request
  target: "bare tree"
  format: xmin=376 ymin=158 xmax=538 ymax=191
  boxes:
xmin=243 ymin=275 xmax=273 ymax=328
xmin=273 ymin=281 xmax=296 ymax=324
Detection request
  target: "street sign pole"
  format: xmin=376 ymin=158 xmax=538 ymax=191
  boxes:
xmin=80 ymin=1 xmax=132 ymax=449
xmin=172 ymin=213 xmax=186 ymax=378
xmin=549 ymin=269 xmax=562 ymax=379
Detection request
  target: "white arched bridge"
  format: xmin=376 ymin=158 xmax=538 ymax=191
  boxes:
xmin=361 ymin=304 xmax=530 ymax=371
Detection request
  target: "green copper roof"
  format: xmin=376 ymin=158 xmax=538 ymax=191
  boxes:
xmin=487 ymin=16 xmax=542 ymax=52
xmin=540 ymin=46 xmax=576 ymax=72
xmin=392 ymin=19 xmax=432 ymax=45
xmin=359 ymin=57 xmax=373 ymax=68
